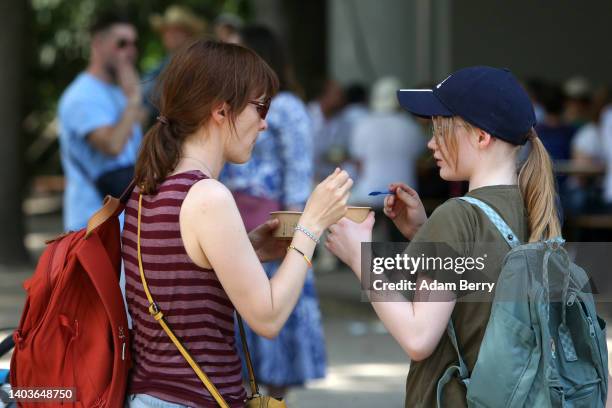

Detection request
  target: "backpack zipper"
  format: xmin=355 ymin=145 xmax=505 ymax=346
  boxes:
xmin=579 ymin=297 xmax=606 ymax=381
xmin=587 ymin=316 xmax=596 ymax=338
xmin=550 ymin=338 xmax=556 ymax=359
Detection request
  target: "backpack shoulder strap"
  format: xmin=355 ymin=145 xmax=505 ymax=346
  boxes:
xmin=77 ymin=233 xmax=131 ymax=407
xmin=85 ymin=181 xmax=135 ymax=239
xmin=437 ymin=196 xmax=520 ymax=407
xmin=457 ymin=196 xmax=521 ymax=249
xmin=437 ymin=319 xmax=470 ymax=407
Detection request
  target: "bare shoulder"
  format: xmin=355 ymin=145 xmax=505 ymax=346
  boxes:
xmin=178 ymin=179 xmax=236 ymax=269
xmin=182 ymin=179 xmax=235 ymax=212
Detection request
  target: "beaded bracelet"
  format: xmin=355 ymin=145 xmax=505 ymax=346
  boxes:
xmin=294 ymin=224 xmax=320 ymax=244
xmin=287 ymin=245 xmax=312 ymax=267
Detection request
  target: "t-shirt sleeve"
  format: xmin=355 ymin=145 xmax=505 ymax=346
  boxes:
xmin=62 ymin=97 xmax=117 ymax=140
xmin=403 ymin=199 xmax=478 ymax=295
xmin=411 ymin=199 xmax=475 ymax=249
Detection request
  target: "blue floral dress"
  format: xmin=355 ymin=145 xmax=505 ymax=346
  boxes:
xmin=220 ymin=91 xmax=326 ymax=386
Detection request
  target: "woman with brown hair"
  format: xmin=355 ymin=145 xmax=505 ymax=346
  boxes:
xmin=121 ymin=40 xmax=352 ymax=407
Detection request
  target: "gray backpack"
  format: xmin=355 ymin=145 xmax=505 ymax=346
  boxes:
xmin=436 ymin=196 xmax=608 ymax=407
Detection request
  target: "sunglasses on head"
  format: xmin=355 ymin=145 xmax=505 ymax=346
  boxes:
xmin=116 ymin=38 xmax=137 ymax=49
xmin=248 ymin=97 xmax=271 ymax=120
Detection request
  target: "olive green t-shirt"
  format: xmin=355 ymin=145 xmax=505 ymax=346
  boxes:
xmin=404 ymin=185 xmax=529 ymax=408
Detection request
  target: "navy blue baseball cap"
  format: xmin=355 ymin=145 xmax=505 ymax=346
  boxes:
xmin=397 ymin=66 xmax=536 ymax=145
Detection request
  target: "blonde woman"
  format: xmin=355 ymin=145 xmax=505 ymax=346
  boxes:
xmin=325 ymin=66 xmax=578 ymax=406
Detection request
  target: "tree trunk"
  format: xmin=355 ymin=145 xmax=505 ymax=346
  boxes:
xmin=0 ymin=0 xmax=29 ymax=266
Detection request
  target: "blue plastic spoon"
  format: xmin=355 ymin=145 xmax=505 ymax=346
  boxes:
xmin=368 ymin=190 xmax=395 ymax=196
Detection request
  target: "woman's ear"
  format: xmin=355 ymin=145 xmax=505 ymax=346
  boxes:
xmin=476 ymin=129 xmax=492 ymax=148
xmin=211 ymin=102 xmax=228 ymax=125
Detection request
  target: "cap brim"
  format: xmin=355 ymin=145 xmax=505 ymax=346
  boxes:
xmin=396 ymin=89 xmax=453 ymax=118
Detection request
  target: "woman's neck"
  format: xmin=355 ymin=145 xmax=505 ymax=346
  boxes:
xmin=468 ymin=158 xmax=518 ymax=191
xmin=175 ymin=129 xmax=225 ymax=179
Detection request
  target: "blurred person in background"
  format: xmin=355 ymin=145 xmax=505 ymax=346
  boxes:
xmin=213 ymin=13 xmax=243 ymax=44
xmin=524 ymin=78 xmax=547 ymax=124
xmin=58 ymin=12 xmax=143 ymax=231
xmin=143 ymin=5 xmax=206 ymax=122
xmin=308 ymin=79 xmax=346 ymax=181
xmin=350 ymin=77 xmax=427 ymax=242
xmin=535 ymin=82 xmax=578 ymax=215
xmin=325 ymin=83 xmax=369 ymax=178
xmin=564 ymin=76 xmax=593 ymax=128
xmin=535 ymin=82 xmax=577 ymax=161
xmin=598 ymin=96 xmax=612 ymax=212
xmin=219 ymin=25 xmax=325 ymax=399
xmin=566 ymin=86 xmax=609 ymax=213
xmin=572 ymin=86 xmax=610 ymax=168
xmin=306 ymin=79 xmax=348 ymax=272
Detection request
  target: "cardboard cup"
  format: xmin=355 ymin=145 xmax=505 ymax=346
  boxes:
xmin=346 ymin=206 xmax=371 ymax=223
xmin=269 ymin=211 xmax=301 ymax=239
xmin=270 ymin=206 xmax=372 ymax=239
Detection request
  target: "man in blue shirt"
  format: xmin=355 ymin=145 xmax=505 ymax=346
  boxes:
xmin=58 ymin=13 xmax=143 ymax=231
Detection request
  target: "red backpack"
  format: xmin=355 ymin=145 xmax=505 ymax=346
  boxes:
xmin=10 ymin=189 xmax=133 ymax=407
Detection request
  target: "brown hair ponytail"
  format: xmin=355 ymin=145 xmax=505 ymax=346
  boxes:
xmin=134 ymin=39 xmax=278 ymax=194
xmin=135 ymin=120 xmax=184 ymax=194
xmin=518 ymin=129 xmax=561 ymax=241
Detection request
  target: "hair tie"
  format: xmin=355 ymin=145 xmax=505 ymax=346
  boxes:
xmin=156 ymin=115 xmax=169 ymax=125
xmin=521 ymin=128 xmax=537 ymax=145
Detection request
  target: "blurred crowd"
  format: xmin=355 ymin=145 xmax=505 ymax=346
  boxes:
xmin=525 ymin=77 xmax=611 ymax=216
xmin=57 ymin=4 xmax=612 ymax=239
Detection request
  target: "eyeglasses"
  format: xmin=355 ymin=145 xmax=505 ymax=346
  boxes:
xmin=116 ymin=38 xmax=138 ymax=49
xmin=249 ymin=98 xmax=271 ymax=120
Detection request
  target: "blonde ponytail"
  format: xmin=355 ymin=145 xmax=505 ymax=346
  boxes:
xmin=518 ymin=129 xmax=561 ymax=241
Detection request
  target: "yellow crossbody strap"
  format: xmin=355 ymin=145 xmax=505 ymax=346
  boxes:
xmin=137 ymin=194 xmax=230 ymax=408
xmin=237 ymin=314 xmax=260 ymax=397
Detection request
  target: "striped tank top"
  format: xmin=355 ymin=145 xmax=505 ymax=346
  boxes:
xmin=122 ymin=170 xmax=246 ymax=407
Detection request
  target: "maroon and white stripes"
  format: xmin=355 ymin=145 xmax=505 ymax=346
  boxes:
xmin=122 ymin=171 xmax=246 ymax=407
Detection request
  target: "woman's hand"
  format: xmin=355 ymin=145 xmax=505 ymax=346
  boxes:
xmin=326 ymin=212 xmax=375 ymax=276
xmin=300 ymin=168 xmax=353 ymax=237
xmin=249 ymin=219 xmax=287 ymax=262
xmin=384 ymin=183 xmax=427 ymax=241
